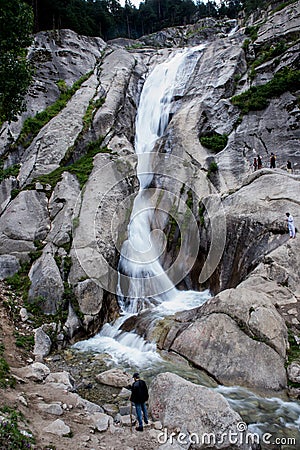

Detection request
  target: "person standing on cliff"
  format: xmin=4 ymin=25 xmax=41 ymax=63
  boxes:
xmin=128 ymin=373 xmax=149 ymax=432
xmin=286 ymin=212 xmax=296 ymax=239
xmin=270 ymin=153 xmax=276 ymax=168
xmin=257 ymin=155 xmax=262 ymax=169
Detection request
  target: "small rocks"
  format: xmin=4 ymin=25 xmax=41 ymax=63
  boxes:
xmin=38 ymin=402 xmax=64 ymax=416
xmin=287 ymin=362 xmax=300 ymax=384
xmin=43 ymin=418 xmax=71 ymax=436
xmin=90 ymin=412 xmax=110 ymax=432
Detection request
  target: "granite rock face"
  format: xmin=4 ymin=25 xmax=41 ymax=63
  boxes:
xmin=0 ymin=2 xmax=299 ymax=386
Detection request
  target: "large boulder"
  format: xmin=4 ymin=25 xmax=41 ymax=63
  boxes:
xmin=0 ymin=190 xmax=50 ymax=257
xmin=0 ymin=255 xmax=20 ymax=280
xmin=28 ymin=250 xmax=64 ymax=314
xmin=47 ymin=172 xmax=80 ymax=247
xmin=96 ymin=368 xmax=131 ymax=388
xmin=170 ymin=312 xmax=287 ymax=391
xmin=149 ymin=372 xmax=251 ymax=449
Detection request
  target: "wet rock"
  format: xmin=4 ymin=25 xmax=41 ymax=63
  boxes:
xmin=149 ymin=372 xmax=250 ymax=449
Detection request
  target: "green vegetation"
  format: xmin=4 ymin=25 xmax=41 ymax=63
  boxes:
xmin=287 ymin=329 xmax=300 ymax=365
xmin=0 ymin=0 xmax=33 ymax=125
xmin=198 ymin=202 xmax=205 ymax=227
xmin=245 ymin=25 xmax=259 ymax=41
xmin=6 ymin=262 xmax=31 ymax=304
xmin=231 ymin=68 xmax=300 ymax=114
xmin=0 ymin=407 xmax=34 ymax=449
xmin=207 ymin=161 xmax=219 ymax=179
xmin=272 ymin=0 xmax=297 ymax=13
xmin=15 ymin=72 xmax=92 ymax=149
xmin=0 ymin=160 xmax=20 ymax=183
xmin=14 ymin=332 xmax=34 ymax=351
xmin=251 ymin=41 xmax=287 ymax=71
xmin=200 ymin=133 xmax=228 ymax=152
xmin=34 ymin=137 xmax=109 ymax=189
xmin=0 ymin=344 xmax=15 ymax=388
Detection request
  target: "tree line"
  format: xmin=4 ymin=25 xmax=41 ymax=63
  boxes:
xmin=0 ymin=0 xmax=271 ymax=125
xmin=23 ymin=0 xmax=269 ymax=41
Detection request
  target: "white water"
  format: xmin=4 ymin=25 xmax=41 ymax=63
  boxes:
xmin=74 ymin=46 xmax=208 ymax=366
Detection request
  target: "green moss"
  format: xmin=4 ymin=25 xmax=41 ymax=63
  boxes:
xmin=14 ymin=332 xmax=34 ymax=351
xmin=0 ymin=345 xmax=15 ymax=389
xmin=0 ymin=162 xmax=20 ymax=183
xmin=231 ymin=67 xmax=300 ymax=114
xmin=207 ymin=161 xmax=218 ymax=179
xmin=200 ymin=133 xmax=228 ymax=152
xmin=6 ymin=263 xmax=31 ymax=303
xmin=245 ymin=25 xmax=259 ymax=42
xmin=287 ymin=329 xmax=300 ymax=365
xmin=34 ymin=137 xmax=110 ymax=189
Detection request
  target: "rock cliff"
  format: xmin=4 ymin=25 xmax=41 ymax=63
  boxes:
xmin=0 ymin=1 xmax=299 ymax=397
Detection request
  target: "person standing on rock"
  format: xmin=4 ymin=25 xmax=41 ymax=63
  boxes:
xmin=128 ymin=372 xmax=149 ymax=432
xmin=253 ymin=157 xmax=258 ymax=171
xmin=286 ymin=212 xmax=296 ymax=239
xmin=287 ymin=160 xmax=292 ymax=173
xmin=270 ymin=153 xmax=276 ymax=168
xmin=257 ymin=155 xmax=262 ymax=169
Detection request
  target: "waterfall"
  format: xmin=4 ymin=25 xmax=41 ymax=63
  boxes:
xmin=74 ymin=46 xmax=209 ymax=365
xmin=118 ymin=46 xmax=205 ymax=314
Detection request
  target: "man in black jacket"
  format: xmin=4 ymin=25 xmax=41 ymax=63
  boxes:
xmin=129 ymin=372 xmax=149 ymax=432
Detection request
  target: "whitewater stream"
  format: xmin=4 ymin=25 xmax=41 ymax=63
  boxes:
xmin=74 ymin=47 xmax=300 ymax=448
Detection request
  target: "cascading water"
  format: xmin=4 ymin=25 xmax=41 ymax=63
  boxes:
xmin=75 ymin=45 xmax=210 ymax=366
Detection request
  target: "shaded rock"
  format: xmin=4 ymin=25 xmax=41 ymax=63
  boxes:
xmin=37 ymin=403 xmax=63 ymax=416
xmin=34 ymin=327 xmax=52 ymax=359
xmin=74 ymin=279 xmax=103 ymax=316
xmin=63 ymin=303 xmax=82 ymax=340
xmin=0 ymin=255 xmax=20 ymax=280
xmin=170 ymin=313 xmax=287 ymax=390
xmin=28 ymin=251 xmax=64 ymax=315
xmin=96 ymin=368 xmax=131 ymax=388
xmin=47 ymin=172 xmax=80 ymax=246
xmin=149 ymin=372 xmax=249 ymax=449
xmin=102 ymin=403 xmax=119 ymax=416
xmin=0 ymin=191 xmax=50 ymax=257
xmin=43 ymin=418 xmax=71 ymax=436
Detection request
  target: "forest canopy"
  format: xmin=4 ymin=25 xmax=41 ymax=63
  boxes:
xmin=23 ymin=0 xmax=273 ymax=41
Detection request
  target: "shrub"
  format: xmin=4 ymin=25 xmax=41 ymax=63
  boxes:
xmin=0 ymin=407 xmax=34 ymax=449
xmin=231 ymin=68 xmax=300 ymax=114
xmin=200 ymin=133 xmax=228 ymax=152
xmin=207 ymin=161 xmax=218 ymax=179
